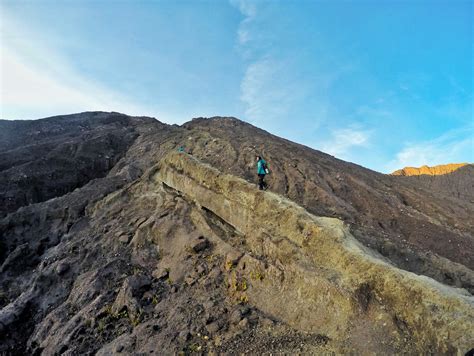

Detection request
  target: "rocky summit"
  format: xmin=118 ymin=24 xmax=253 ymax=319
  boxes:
xmin=0 ymin=112 xmax=473 ymax=355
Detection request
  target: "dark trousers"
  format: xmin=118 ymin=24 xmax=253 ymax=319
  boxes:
xmin=258 ymin=174 xmax=267 ymax=190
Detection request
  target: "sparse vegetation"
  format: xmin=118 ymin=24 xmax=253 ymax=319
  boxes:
xmin=130 ymin=310 xmax=142 ymax=327
xmin=225 ymin=260 xmax=234 ymax=271
xmin=97 ymin=319 xmax=106 ymax=334
xmin=187 ymin=343 xmax=202 ymax=352
xmin=231 ymin=275 xmax=248 ymax=292
xmin=239 ymin=294 xmax=249 ymax=304
xmin=205 ymin=254 xmax=216 ymax=263
xmin=97 ymin=304 xmax=143 ymax=329
xmin=239 ymin=278 xmax=247 ymax=291
xmin=250 ymin=270 xmax=264 ymax=281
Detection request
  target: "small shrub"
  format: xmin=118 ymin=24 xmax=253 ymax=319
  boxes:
xmin=116 ymin=309 xmax=129 ymax=319
xmin=233 ymin=277 xmax=247 ymax=292
xmin=205 ymin=254 xmax=215 ymax=263
xmin=250 ymin=270 xmax=264 ymax=281
xmin=130 ymin=310 xmax=142 ymax=327
xmin=97 ymin=320 xmax=106 ymax=333
xmin=239 ymin=294 xmax=249 ymax=303
xmin=225 ymin=260 xmax=234 ymax=271
xmin=103 ymin=304 xmax=114 ymax=316
xmin=188 ymin=343 xmax=202 ymax=352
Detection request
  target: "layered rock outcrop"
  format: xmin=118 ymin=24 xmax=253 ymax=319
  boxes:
xmin=156 ymin=151 xmax=474 ymax=354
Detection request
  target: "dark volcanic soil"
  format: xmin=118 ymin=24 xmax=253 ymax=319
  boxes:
xmin=0 ymin=112 xmax=472 ymax=354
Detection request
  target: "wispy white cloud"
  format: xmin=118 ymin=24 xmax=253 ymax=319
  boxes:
xmin=230 ymin=1 xmax=316 ymax=132
xmin=230 ymin=0 xmax=256 ymax=19
xmin=231 ymin=1 xmax=293 ymax=126
xmin=240 ymin=57 xmax=306 ymax=125
xmin=230 ymin=0 xmax=256 ymax=47
xmin=319 ymin=126 xmax=373 ymax=158
xmin=0 ymin=10 xmax=172 ymax=122
xmin=385 ymin=125 xmax=474 ymax=173
xmin=230 ymin=0 xmax=354 ymax=134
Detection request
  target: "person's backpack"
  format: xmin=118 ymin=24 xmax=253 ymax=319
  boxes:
xmin=263 ymin=162 xmax=270 ymax=174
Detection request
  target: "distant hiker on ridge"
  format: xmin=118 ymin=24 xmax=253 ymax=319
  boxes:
xmin=256 ymin=155 xmax=269 ymax=190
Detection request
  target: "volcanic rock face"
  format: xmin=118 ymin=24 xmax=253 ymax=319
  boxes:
xmin=0 ymin=112 xmax=161 ymax=217
xmin=0 ymin=112 xmax=473 ymax=354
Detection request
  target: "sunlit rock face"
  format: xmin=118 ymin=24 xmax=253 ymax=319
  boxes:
xmin=391 ymin=163 xmax=470 ymax=176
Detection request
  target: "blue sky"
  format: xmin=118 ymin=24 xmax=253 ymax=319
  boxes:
xmin=1 ymin=0 xmax=472 ymax=172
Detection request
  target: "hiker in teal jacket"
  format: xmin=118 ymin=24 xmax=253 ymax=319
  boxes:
xmin=256 ymin=156 xmax=268 ymax=190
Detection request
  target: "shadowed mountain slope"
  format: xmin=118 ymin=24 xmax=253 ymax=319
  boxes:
xmin=0 ymin=112 xmax=472 ymax=354
xmin=0 ymin=112 xmax=163 ymax=217
xmin=392 ymin=164 xmax=474 ymax=202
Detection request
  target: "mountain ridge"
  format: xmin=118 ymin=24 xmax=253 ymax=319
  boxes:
xmin=391 ymin=163 xmax=471 ymax=176
xmin=0 ymin=112 xmax=472 ymax=354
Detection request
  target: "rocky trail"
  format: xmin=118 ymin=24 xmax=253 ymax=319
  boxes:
xmin=0 ymin=112 xmax=473 ymax=354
